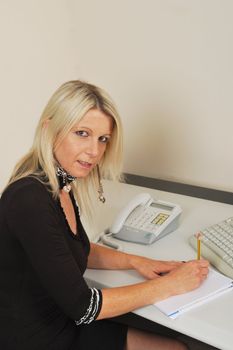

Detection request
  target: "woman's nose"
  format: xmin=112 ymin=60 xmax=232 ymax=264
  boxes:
xmin=86 ymin=139 xmax=99 ymax=157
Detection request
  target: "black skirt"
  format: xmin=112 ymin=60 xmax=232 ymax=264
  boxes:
xmin=70 ymin=320 xmax=128 ymax=350
xmin=0 ymin=319 xmax=128 ymax=350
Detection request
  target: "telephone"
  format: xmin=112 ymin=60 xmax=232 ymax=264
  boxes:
xmin=108 ymin=192 xmax=182 ymax=245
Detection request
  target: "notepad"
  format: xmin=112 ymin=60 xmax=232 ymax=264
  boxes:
xmin=154 ymin=268 xmax=233 ymax=319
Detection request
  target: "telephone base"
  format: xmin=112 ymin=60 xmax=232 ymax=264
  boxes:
xmin=112 ymin=216 xmax=180 ymax=245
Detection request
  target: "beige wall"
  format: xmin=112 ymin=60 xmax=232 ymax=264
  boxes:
xmin=1 ymin=0 xmax=233 ymax=192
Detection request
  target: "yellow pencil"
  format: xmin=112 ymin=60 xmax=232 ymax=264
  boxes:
xmin=195 ymin=232 xmax=202 ymax=260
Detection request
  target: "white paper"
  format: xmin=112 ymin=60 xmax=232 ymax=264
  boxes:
xmin=154 ymin=269 xmax=233 ymax=319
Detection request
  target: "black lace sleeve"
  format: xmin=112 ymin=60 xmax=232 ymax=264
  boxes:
xmin=75 ymin=288 xmax=102 ymax=325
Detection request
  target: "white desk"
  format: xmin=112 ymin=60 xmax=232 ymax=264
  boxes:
xmin=84 ymin=180 xmax=233 ymax=350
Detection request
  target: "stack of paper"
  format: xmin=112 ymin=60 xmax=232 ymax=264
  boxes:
xmin=154 ymin=268 xmax=233 ymax=319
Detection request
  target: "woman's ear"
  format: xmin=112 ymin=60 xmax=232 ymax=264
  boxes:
xmin=42 ymin=118 xmax=50 ymax=129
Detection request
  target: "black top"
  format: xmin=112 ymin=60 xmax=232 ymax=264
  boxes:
xmin=0 ymin=177 xmax=105 ymax=349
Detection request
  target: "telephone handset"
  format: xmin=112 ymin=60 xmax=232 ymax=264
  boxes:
xmin=110 ymin=193 xmax=151 ymax=234
xmin=109 ymin=192 xmax=182 ymax=245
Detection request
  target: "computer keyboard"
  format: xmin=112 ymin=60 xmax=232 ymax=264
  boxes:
xmin=189 ymin=217 xmax=233 ymax=279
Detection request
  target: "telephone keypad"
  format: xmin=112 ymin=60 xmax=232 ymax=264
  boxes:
xmin=125 ymin=206 xmax=170 ymax=234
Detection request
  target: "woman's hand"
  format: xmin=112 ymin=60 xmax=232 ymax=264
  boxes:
xmin=129 ymin=255 xmax=184 ymax=279
xmin=160 ymin=259 xmax=210 ymax=297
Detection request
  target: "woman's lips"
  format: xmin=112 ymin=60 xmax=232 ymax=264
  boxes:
xmin=78 ymin=160 xmax=93 ymax=169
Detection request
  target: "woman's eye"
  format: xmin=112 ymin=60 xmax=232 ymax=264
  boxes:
xmin=75 ymin=130 xmax=88 ymax=137
xmin=99 ymin=136 xmax=110 ymax=144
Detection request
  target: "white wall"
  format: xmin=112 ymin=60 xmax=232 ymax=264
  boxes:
xmin=0 ymin=0 xmax=78 ymax=190
xmin=1 ymin=0 xmax=233 ymax=192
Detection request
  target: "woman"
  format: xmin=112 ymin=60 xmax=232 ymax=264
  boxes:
xmin=0 ymin=80 xmax=209 ymax=350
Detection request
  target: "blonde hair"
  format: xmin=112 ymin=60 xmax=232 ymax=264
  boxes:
xmin=7 ymin=80 xmax=124 ymax=219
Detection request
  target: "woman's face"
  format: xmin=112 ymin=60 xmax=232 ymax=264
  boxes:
xmin=54 ymin=108 xmax=113 ymax=178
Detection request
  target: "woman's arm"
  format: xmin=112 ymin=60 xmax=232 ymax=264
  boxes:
xmin=88 ymin=243 xmax=184 ymax=279
xmin=88 ymin=242 xmax=137 ymax=269
xmin=97 ymin=259 xmax=209 ymax=319
xmin=88 ymin=243 xmax=209 ymax=320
